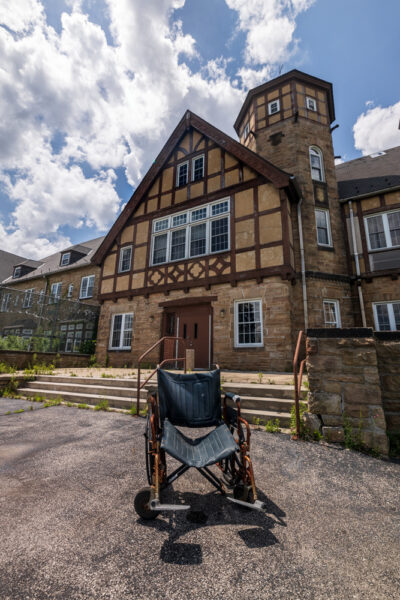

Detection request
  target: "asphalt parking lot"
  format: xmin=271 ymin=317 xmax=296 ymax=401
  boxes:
xmin=0 ymin=399 xmax=399 ymax=600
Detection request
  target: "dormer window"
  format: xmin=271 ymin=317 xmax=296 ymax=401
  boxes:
xmin=268 ymin=99 xmax=280 ymax=115
xmin=192 ymin=155 xmax=204 ymax=181
xmin=309 ymin=146 xmax=325 ymax=182
xmin=177 ymin=162 xmax=189 ymax=187
xmin=13 ymin=266 xmax=22 ymax=279
xmin=61 ymin=252 xmax=71 ymax=266
xmin=306 ymin=96 xmax=317 ymax=111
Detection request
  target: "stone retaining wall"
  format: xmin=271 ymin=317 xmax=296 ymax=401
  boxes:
xmin=0 ymin=350 xmax=91 ymax=370
xmin=305 ymin=329 xmax=398 ymax=455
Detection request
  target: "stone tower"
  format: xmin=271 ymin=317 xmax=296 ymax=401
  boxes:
xmin=234 ymin=70 xmax=355 ymax=330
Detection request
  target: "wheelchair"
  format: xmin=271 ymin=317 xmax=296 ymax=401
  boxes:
xmin=134 ymin=368 xmax=264 ymax=519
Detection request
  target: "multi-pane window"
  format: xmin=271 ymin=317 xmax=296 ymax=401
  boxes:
xmin=0 ymin=293 xmax=11 ymax=312
xmin=118 ymin=246 xmax=132 ymax=272
xmin=192 ymin=155 xmax=204 ymax=181
xmin=373 ymin=302 xmax=400 ymax=331
xmin=365 ymin=210 xmax=400 ymax=250
xmin=323 ymin=300 xmax=341 ymax=328
xmin=50 ymin=282 xmax=62 ymax=303
xmin=315 ymin=209 xmax=332 ymax=246
xmin=309 ymin=146 xmax=324 ymax=181
xmin=67 ymin=284 xmax=74 ymax=298
xmin=177 ymin=162 xmax=188 ymax=187
xmin=306 ymin=96 xmax=317 ymax=111
xmin=61 ymin=252 xmax=71 ymax=266
xmin=13 ymin=266 xmax=21 ymax=278
xmin=151 ymin=198 xmax=230 ymax=265
xmin=22 ymin=289 xmax=34 ymax=308
xmin=80 ymin=275 xmax=95 ymax=299
xmin=38 ymin=289 xmax=45 ymax=304
xmin=109 ymin=313 xmax=133 ymax=349
xmin=235 ymin=300 xmax=263 ymax=347
xmin=268 ymin=99 xmax=280 ymax=115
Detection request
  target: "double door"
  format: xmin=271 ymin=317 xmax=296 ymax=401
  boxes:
xmin=163 ymin=303 xmax=211 ymax=369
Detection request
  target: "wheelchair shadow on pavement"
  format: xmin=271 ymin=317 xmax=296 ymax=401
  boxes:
xmin=137 ymin=487 xmax=286 ymax=565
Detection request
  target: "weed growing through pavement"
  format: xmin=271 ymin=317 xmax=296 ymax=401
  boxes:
xmin=129 ymin=405 xmax=137 ymax=416
xmin=13 ymin=408 xmax=24 ymax=414
xmin=265 ymin=418 xmax=281 ymax=433
xmin=77 ymin=403 xmax=90 ymax=409
xmin=94 ymin=399 xmax=109 ymax=411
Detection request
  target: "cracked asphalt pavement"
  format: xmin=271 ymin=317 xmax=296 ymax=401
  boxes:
xmin=0 ymin=400 xmax=399 ymax=599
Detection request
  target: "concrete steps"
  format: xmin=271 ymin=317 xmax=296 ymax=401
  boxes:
xmin=19 ymin=374 xmax=306 ymax=427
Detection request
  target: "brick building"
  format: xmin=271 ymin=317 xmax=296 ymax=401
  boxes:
xmin=92 ymin=70 xmax=399 ymax=370
xmin=0 ymin=237 xmax=103 ymax=352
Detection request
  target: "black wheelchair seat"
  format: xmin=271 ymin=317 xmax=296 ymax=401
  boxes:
xmin=161 ymin=419 xmax=238 ymax=468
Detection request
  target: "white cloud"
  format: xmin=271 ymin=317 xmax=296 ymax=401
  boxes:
xmin=0 ymin=0 xmax=314 ymax=259
xmin=353 ymin=102 xmax=400 ymax=156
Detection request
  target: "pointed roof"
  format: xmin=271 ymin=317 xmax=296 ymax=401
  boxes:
xmin=93 ymin=110 xmax=297 ymax=265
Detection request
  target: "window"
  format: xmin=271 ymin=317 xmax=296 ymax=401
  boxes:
xmin=309 ymin=146 xmax=325 ymax=181
xmin=151 ymin=198 xmax=230 ymax=265
xmin=22 ymin=288 xmax=34 ymax=308
xmin=80 ymin=275 xmax=94 ymax=299
xmin=177 ymin=162 xmax=188 ymax=187
xmin=13 ymin=266 xmax=21 ymax=278
xmin=192 ymin=155 xmax=204 ymax=181
xmin=373 ymin=302 xmax=400 ymax=331
xmin=323 ymin=300 xmax=341 ymax=328
xmin=38 ymin=289 xmax=45 ymax=304
xmin=235 ymin=300 xmax=263 ymax=347
xmin=61 ymin=252 xmax=71 ymax=266
xmin=118 ymin=246 xmax=132 ymax=273
xmin=315 ymin=209 xmax=332 ymax=246
xmin=109 ymin=313 xmax=133 ymax=350
xmin=49 ymin=282 xmax=62 ymax=303
xmin=67 ymin=284 xmax=74 ymax=298
xmin=306 ymin=96 xmax=317 ymax=111
xmin=0 ymin=293 xmax=11 ymax=312
xmin=365 ymin=210 xmax=400 ymax=251
xmin=243 ymin=122 xmax=250 ymax=139
xmin=268 ymin=99 xmax=280 ymax=115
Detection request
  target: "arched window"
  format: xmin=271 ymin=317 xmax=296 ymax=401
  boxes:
xmin=309 ymin=146 xmax=325 ymax=182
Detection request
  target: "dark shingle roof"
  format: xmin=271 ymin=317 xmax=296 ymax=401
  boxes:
xmin=0 ymin=249 xmax=29 ymax=282
xmin=336 ymin=146 xmax=400 ymax=200
xmin=1 ymin=236 xmax=105 ymax=285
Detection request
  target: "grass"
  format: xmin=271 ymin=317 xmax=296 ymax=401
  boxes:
xmin=77 ymin=403 xmax=90 ymax=409
xmin=69 ymin=372 xmax=77 ymax=377
xmin=94 ymin=399 xmax=109 ymax=411
xmin=0 ymin=362 xmax=17 ymax=374
xmin=13 ymin=408 xmax=24 ymax=414
xmin=101 ymin=373 xmax=115 ymax=379
xmin=290 ymin=402 xmax=322 ymax=441
xmin=43 ymin=397 xmax=62 ymax=408
xmin=1 ymin=377 xmax=20 ymax=398
xmin=265 ymin=418 xmax=281 ymax=433
xmin=129 ymin=404 xmax=137 ymax=416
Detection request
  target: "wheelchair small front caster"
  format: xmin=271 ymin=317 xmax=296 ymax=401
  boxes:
xmin=233 ymin=484 xmax=254 ymax=505
xmin=134 ymin=487 xmax=159 ymax=520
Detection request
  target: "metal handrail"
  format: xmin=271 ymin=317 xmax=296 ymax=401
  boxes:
xmin=136 ymin=336 xmax=186 ymax=416
xmin=292 ymin=330 xmax=306 ymax=439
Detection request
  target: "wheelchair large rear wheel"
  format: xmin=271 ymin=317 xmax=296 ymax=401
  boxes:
xmin=145 ymin=413 xmax=154 ymax=486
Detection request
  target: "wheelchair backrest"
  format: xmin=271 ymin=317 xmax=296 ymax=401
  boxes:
xmin=157 ymin=368 xmax=221 ymax=428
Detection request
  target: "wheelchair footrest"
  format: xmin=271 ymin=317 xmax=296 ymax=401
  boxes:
xmin=150 ymin=499 xmax=190 ymax=511
xmin=227 ymin=496 xmax=265 ymax=511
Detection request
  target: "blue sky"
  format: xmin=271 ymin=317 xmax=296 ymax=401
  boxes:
xmin=0 ymin=0 xmax=399 ymax=258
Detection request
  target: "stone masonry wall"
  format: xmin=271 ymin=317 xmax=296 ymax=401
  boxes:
xmin=306 ymin=330 xmax=389 ymax=454
xmin=375 ymin=337 xmax=400 ymax=435
xmin=0 ymin=350 xmax=90 ymax=370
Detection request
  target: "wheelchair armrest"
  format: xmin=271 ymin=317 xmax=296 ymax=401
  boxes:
xmin=224 ymin=391 xmax=241 ymax=404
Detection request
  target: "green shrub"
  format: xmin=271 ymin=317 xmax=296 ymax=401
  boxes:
xmin=0 ymin=362 xmax=16 ymax=374
xmin=129 ymin=404 xmax=137 ymax=416
xmin=79 ymin=339 xmax=96 ymax=355
xmin=1 ymin=377 xmax=20 ymax=398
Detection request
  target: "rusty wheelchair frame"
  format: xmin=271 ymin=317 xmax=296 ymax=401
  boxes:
xmin=134 ymin=368 xmax=264 ymax=519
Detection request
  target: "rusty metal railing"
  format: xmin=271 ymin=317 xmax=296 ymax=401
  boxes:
xmin=292 ymin=330 xmax=306 ymax=440
xmin=136 ymin=336 xmax=186 ymax=416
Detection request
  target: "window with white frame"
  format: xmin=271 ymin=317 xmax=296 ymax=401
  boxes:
xmin=268 ymin=99 xmax=280 ymax=115
xmin=309 ymin=146 xmax=325 ymax=181
xmin=373 ymin=302 xmax=400 ymax=331
xmin=365 ymin=210 xmax=400 ymax=251
xmin=80 ymin=275 xmax=94 ymax=299
xmin=13 ymin=266 xmax=22 ymax=278
xmin=38 ymin=289 xmax=45 ymax=304
xmin=234 ymin=300 xmax=263 ymax=347
xmin=118 ymin=246 xmax=132 ymax=273
xmin=1 ymin=293 xmax=11 ymax=312
xmin=315 ymin=209 xmax=332 ymax=246
xmin=151 ymin=198 xmax=230 ymax=266
xmin=177 ymin=161 xmax=189 ymax=187
xmin=67 ymin=284 xmax=74 ymax=298
xmin=323 ymin=300 xmax=341 ymax=328
xmin=22 ymin=288 xmax=34 ymax=308
xmin=306 ymin=96 xmax=317 ymax=111
xmin=192 ymin=155 xmax=204 ymax=181
xmin=61 ymin=252 xmax=71 ymax=266
xmin=109 ymin=313 xmax=133 ymax=350
xmin=49 ymin=282 xmax=62 ymax=303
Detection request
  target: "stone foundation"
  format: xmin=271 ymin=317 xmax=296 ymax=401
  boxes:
xmin=0 ymin=350 xmax=91 ymax=370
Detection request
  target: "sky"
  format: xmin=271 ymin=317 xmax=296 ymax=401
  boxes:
xmin=0 ymin=0 xmax=399 ymax=259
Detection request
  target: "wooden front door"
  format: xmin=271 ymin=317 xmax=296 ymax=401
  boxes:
xmin=164 ymin=304 xmax=211 ymax=369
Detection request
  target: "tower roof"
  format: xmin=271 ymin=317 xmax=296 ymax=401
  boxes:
xmin=234 ymin=69 xmax=335 ymax=134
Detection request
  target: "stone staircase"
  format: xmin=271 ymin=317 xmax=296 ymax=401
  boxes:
xmin=20 ymin=374 xmax=307 ymax=427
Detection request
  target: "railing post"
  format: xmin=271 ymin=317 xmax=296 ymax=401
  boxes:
xmin=292 ymin=330 xmax=304 ymax=440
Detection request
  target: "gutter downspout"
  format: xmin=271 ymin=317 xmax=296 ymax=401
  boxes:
xmin=349 ymin=200 xmax=367 ymax=327
xmin=297 ymin=197 xmax=308 ymax=330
